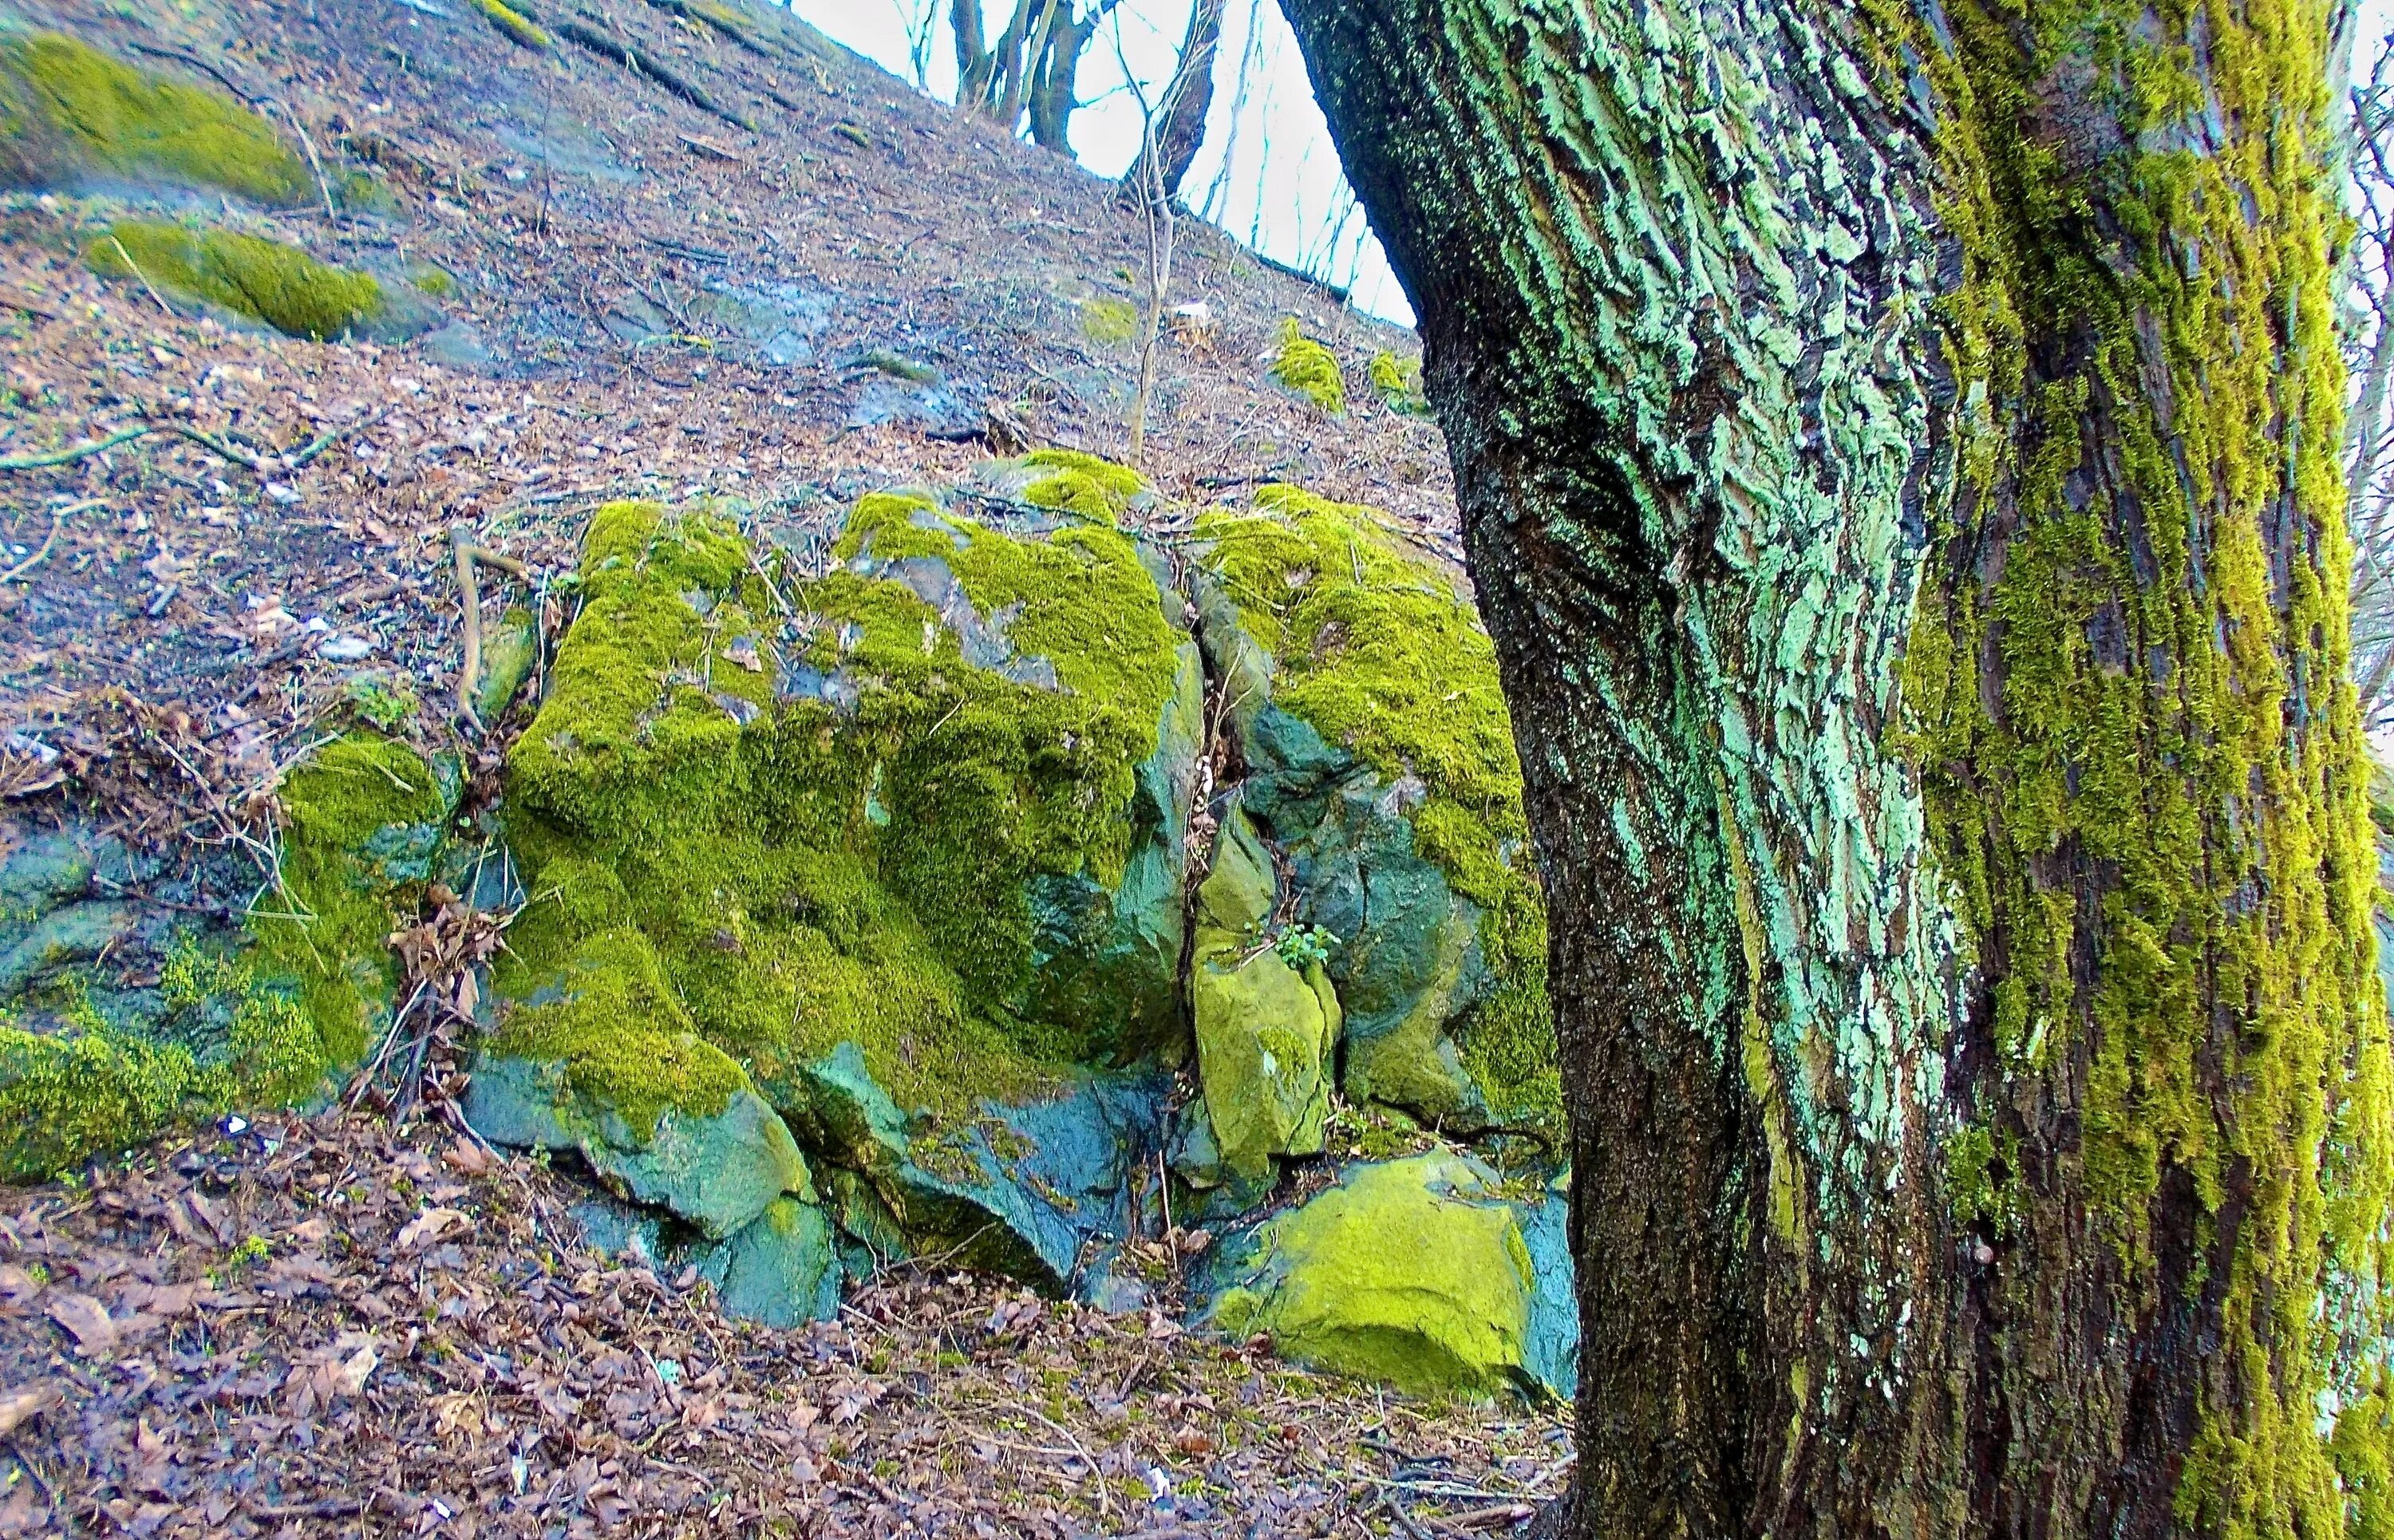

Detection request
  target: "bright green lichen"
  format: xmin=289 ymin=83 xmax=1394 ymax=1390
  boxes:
xmin=1368 ymin=350 xmax=1432 ymax=417
xmin=505 ymin=489 xmax=1183 ymax=1127
xmin=0 ymin=31 xmax=310 ymax=204
xmin=473 ymin=0 xmax=552 ymax=49
xmin=1192 ymin=486 xmax=1554 ymax=1124
xmin=86 ymin=221 xmax=385 ymax=341
xmin=1878 ymin=0 xmax=2394 ymax=1515
xmin=1267 ymin=318 xmax=1346 ymax=414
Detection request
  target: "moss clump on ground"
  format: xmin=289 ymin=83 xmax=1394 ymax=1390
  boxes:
xmin=506 ymin=485 xmax=1183 ymax=1125
xmin=1192 ymin=487 xmax=1554 ymax=1125
xmin=1079 ymin=297 xmax=1138 ymax=348
xmin=87 ymin=221 xmax=385 ymax=341
xmin=1268 ymin=318 xmax=1346 ymax=414
xmin=0 ymin=31 xmax=310 ymax=204
xmin=473 ymin=0 xmax=553 ymax=49
xmin=1368 ymin=351 xmax=1432 ymax=417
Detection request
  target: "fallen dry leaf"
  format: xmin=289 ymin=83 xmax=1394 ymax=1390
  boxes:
xmin=397 ymin=1206 xmax=469 ymax=1251
xmin=45 ymin=1292 xmax=114 ymax=1355
xmin=0 ymin=1384 xmax=57 ymax=1435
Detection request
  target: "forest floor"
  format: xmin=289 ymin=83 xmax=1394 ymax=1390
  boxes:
xmin=0 ymin=1110 xmax=1566 ymax=1538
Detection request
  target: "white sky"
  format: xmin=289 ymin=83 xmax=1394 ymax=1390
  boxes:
xmin=785 ymin=0 xmax=1415 ymax=326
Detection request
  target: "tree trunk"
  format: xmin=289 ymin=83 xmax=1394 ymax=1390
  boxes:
xmin=1120 ymin=0 xmax=1225 ymax=203
xmin=1277 ymin=0 xmax=2394 ymax=1534
xmin=1026 ymin=2 xmax=1091 ymax=152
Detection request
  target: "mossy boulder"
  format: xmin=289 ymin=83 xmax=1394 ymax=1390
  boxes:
xmin=0 ymin=31 xmax=310 ymax=203
xmin=0 ymin=735 xmax=448 ymax=1179
xmin=468 ymin=930 xmax=810 ymax=1238
xmin=781 ymin=1040 xmax=1163 ymax=1292
xmin=1204 ymin=1152 xmax=1555 ymax=1398
xmin=1369 ymin=351 xmax=1433 ymax=417
xmin=491 ymin=478 xmax=1194 ymax=1284
xmin=1189 ymin=803 xmax=1339 ymax=1183
xmin=1187 ymin=487 xmax=1555 ymax=1132
xmin=86 ymin=221 xmax=433 ymax=342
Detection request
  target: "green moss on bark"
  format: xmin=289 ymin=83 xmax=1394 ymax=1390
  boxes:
xmin=1880 ymin=0 xmax=2394 ymax=1516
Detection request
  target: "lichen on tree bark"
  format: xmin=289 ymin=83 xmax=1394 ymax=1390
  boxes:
xmin=1277 ymin=0 xmax=2394 ymax=1530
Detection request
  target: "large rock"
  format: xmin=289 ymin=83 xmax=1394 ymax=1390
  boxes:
xmin=1188 ymin=804 xmax=1338 ymax=1182
xmin=1206 ymin=1153 xmax=1555 ymax=1398
xmin=688 ymin=1197 xmax=845 ymax=1326
xmin=491 ymin=479 xmax=1199 ymax=1287
xmin=782 ymin=1040 xmax=1164 ymax=1293
xmin=1187 ymin=487 xmax=1556 ymax=1132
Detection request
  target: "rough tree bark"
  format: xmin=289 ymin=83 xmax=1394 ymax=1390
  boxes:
xmin=1277 ymin=0 xmax=2394 ymax=1534
xmin=1120 ymin=0 xmax=1226 ymax=203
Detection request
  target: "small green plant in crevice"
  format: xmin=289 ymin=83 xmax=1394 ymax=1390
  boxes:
xmin=1272 ymin=924 xmax=1339 ymax=971
xmin=207 ymin=1233 xmax=271 ymax=1286
xmin=1267 ymin=318 xmax=1345 ymax=414
xmin=85 ymin=220 xmax=385 ymax=341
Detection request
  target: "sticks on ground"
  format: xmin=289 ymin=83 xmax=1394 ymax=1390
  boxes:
xmin=451 ymin=527 xmax=532 ymax=731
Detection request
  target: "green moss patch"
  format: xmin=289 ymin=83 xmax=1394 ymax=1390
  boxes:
xmin=1268 ymin=318 xmax=1345 ymax=413
xmin=1079 ymin=296 xmax=1138 ymax=348
xmin=474 ymin=0 xmax=553 ymax=49
xmin=1191 ymin=488 xmax=1551 ymax=1123
xmin=1369 ymin=350 xmax=1432 ymax=417
xmin=87 ymin=221 xmax=385 ymax=341
xmin=0 ymin=31 xmax=310 ymax=204
xmin=504 ymin=484 xmax=1186 ymax=1130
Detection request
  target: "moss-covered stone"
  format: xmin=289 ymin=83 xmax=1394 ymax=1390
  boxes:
xmin=1191 ymin=804 xmax=1339 ymax=1181
xmin=86 ymin=221 xmax=386 ymax=342
xmin=1267 ymin=318 xmax=1345 ymax=414
xmin=0 ymin=31 xmax=310 ymax=204
xmin=687 ymin=1195 xmax=844 ymax=1325
xmin=473 ymin=0 xmax=552 ymax=49
xmin=0 ymin=738 xmax=442 ymax=1180
xmin=1189 ymin=487 xmax=1554 ymax=1130
xmin=1079 ymin=296 xmax=1138 ymax=348
xmin=1207 ymin=1153 xmax=1539 ymax=1397
xmin=504 ymin=488 xmax=1191 ymax=1115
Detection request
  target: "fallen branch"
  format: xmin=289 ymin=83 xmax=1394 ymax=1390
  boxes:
xmin=452 ymin=528 xmax=533 ymax=730
xmin=0 ymin=426 xmax=148 ymax=471
xmin=289 ymin=406 xmax=393 ymax=468
xmin=555 ymin=18 xmax=754 ymax=131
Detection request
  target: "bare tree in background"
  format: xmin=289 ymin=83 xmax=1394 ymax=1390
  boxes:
xmin=1120 ymin=0 xmax=1226 ymax=205
xmin=890 ymin=0 xmax=939 ymax=90
xmin=951 ymin=0 xmax=1123 ymax=152
xmin=1108 ymin=9 xmax=1177 ymax=464
xmin=2348 ymin=30 xmax=2394 ymax=726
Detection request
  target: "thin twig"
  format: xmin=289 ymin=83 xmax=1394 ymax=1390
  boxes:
xmin=0 ymin=500 xmax=101 ymax=583
xmin=107 ymin=236 xmax=176 ymax=318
